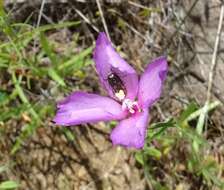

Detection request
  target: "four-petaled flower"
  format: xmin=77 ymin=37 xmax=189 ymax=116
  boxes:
xmin=53 ymin=32 xmax=168 ymax=149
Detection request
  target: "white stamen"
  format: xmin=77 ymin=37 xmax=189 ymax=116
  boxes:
xmin=122 ymin=99 xmax=140 ymax=114
xmin=115 ymin=90 xmax=125 ymax=101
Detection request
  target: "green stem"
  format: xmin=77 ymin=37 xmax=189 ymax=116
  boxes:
xmin=186 ymin=101 xmax=220 ymax=126
xmin=12 ymin=72 xmax=40 ymax=121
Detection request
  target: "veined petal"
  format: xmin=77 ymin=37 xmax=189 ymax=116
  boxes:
xmin=110 ymin=109 xmax=149 ymax=149
xmin=53 ymin=92 xmax=126 ymax=126
xmin=138 ymin=56 xmax=168 ymax=108
xmin=93 ymin=32 xmax=138 ymax=101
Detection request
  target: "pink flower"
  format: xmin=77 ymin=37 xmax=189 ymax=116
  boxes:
xmin=53 ymin=32 xmax=168 ymax=149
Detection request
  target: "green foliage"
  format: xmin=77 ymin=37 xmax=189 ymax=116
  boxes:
xmin=147 ymin=118 xmax=175 ymax=140
xmin=0 ymin=165 xmax=19 ymax=190
xmin=59 ymin=46 xmax=93 ymax=74
xmin=0 ymin=181 xmax=19 ymax=190
xmin=177 ymin=102 xmax=198 ymax=126
xmin=61 ymin=128 xmax=76 ymax=142
xmin=40 ymin=32 xmax=66 ymax=86
xmin=135 ymin=151 xmax=144 ymax=165
xmin=136 ymin=101 xmax=222 ymax=189
xmin=0 ymin=13 xmax=92 ymax=156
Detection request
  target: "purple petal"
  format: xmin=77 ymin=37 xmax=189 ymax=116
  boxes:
xmin=110 ymin=109 xmax=149 ymax=149
xmin=53 ymin=92 xmax=127 ymax=126
xmin=138 ymin=56 xmax=168 ymax=108
xmin=93 ymin=32 xmax=138 ymax=101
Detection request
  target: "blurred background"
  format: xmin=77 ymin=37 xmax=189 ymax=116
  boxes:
xmin=0 ymin=0 xmax=224 ymax=189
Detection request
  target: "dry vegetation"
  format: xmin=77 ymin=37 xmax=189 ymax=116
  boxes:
xmin=0 ymin=0 xmax=224 ymax=190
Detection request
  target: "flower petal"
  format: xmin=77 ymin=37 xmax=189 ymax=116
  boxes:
xmin=138 ymin=56 xmax=168 ymax=108
xmin=110 ymin=109 xmax=149 ymax=149
xmin=53 ymin=92 xmax=126 ymax=126
xmin=93 ymin=32 xmax=138 ymax=101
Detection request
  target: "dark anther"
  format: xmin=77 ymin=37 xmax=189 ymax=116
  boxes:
xmin=107 ymin=73 xmax=126 ymax=95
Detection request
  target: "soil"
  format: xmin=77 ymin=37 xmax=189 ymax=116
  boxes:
xmin=1 ymin=0 xmax=224 ymax=190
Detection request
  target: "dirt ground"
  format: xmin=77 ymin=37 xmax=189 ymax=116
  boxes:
xmin=1 ymin=0 xmax=224 ymax=190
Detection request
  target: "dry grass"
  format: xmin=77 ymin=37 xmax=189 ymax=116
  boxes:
xmin=0 ymin=0 xmax=224 ymax=189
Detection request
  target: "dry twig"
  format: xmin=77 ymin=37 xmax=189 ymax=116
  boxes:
xmin=73 ymin=7 xmax=99 ymax=33
xmin=96 ymin=0 xmax=111 ymax=41
xmin=206 ymin=3 xmax=224 ymax=102
xmin=33 ymin=0 xmax=46 ymax=49
xmin=196 ymin=2 xmax=224 ymax=135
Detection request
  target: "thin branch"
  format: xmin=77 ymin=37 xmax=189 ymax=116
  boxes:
xmin=196 ymin=3 xmax=224 ymax=136
xmin=128 ymin=0 xmax=159 ymax=12
xmin=73 ymin=7 xmax=99 ymax=33
xmin=96 ymin=0 xmax=111 ymax=41
xmin=36 ymin=0 xmax=46 ymax=28
xmin=207 ymin=3 xmax=224 ymax=102
xmin=33 ymin=0 xmax=46 ymax=49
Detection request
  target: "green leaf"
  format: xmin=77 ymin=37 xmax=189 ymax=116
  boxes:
xmin=144 ymin=147 xmax=162 ymax=159
xmin=186 ymin=101 xmax=220 ymax=123
xmin=117 ymin=18 xmax=126 ymax=30
xmin=0 ymin=21 xmax=81 ymax=49
xmin=178 ymin=102 xmax=198 ymax=126
xmin=12 ymin=72 xmax=39 ymax=121
xmin=148 ymin=118 xmax=175 ymax=140
xmin=61 ymin=128 xmax=75 ymax=142
xmin=192 ymin=101 xmax=220 ymax=152
xmin=14 ymin=21 xmax=81 ymax=34
xmin=58 ymin=46 xmax=93 ymax=71
xmin=135 ymin=152 xmax=144 ymax=165
xmin=40 ymin=32 xmax=58 ymax=65
xmin=0 ymin=90 xmax=8 ymax=104
xmin=0 ymin=104 xmax=27 ymax=122
xmin=48 ymin=68 xmax=66 ymax=86
xmin=150 ymin=118 xmax=175 ymax=130
xmin=0 ymin=0 xmax=5 ymax=16
xmin=0 ymin=181 xmax=19 ymax=190
xmin=177 ymin=126 xmax=206 ymax=146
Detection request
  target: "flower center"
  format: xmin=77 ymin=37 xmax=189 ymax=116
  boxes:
xmin=122 ymin=99 xmax=141 ymax=114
